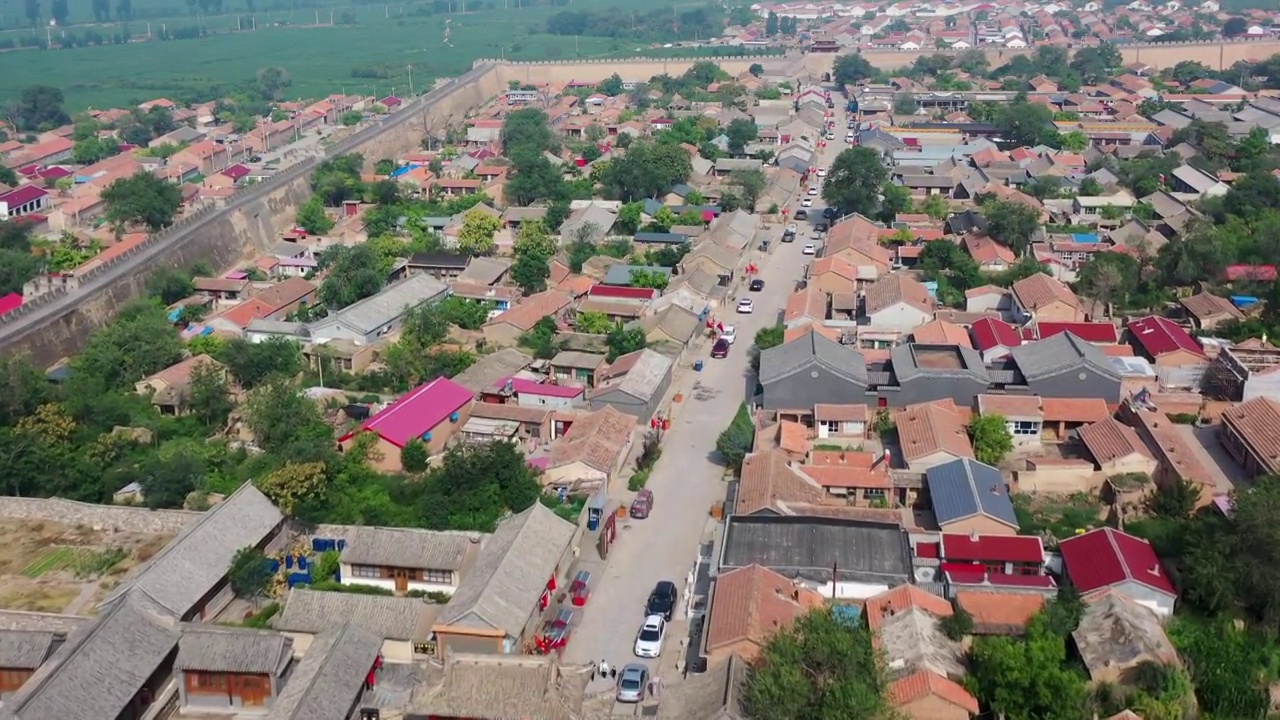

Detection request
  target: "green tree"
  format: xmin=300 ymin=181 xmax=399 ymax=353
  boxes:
xmin=295 ymin=196 xmax=335 ymax=235
xmin=242 ymin=377 xmax=332 ymax=458
xmin=716 ymin=403 xmax=755 ymax=472
xmin=1059 ymin=130 xmax=1088 ymax=152
xmin=966 ymin=614 xmax=1089 ymax=720
xmin=730 ymin=169 xmax=766 ymax=210
xmin=227 ymin=546 xmax=273 ymax=602
xmin=628 ymin=268 xmax=668 ymax=290
xmin=318 ymin=244 xmax=385 ymax=309
xmin=435 ymin=295 xmax=491 ymax=330
xmin=456 ymin=208 xmax=500 ymax=256
xmin=187 ymin=362 xmax=233 ymax=429
xmin=983 ymin=200 xmax=1040 ymax=256
xmin=968 ymin=413 xmax=1013 ymax=466
xmin=8 ymin=85 xmax=69 ymax=131
xmin=400 ymin=439 xmax=429 ymax=473
xmin=893 ymin=93 xmax=920 ymax=115
xmin=597 ymin=73 xmax=624 ymax=97
xmin=995 ymin=102 xmax=1060 ymax=148
xmin=255 ymin=462 xmax=326 ymax=516
xmin=878 ymin=183 xmax=912 ymax=224
xmin=833 ymin=54 xmax=875 ymax=87
xmin=823 ymin=147 xmax=887 ymax=216
xmin=921 ymin=193 xmax=949 ymax=220
xmin=765 ymin=11 xmax=778 ymax=35
xmin=725 ymin=117 xmax=758 ymax=156
xmin=73 ymin=300 xmax=184 ymax=389
xmin=502 ymin=108 xmax=558 ymax=157
xmin=574 ymin=311 xmax=612 ymax=334
xmin=145 ymin=266 xmax=194 ymax=305
xmin=139 ymin=452 xmax=204 ymax=510
xmin=71 ymin=136 xmax=119 ymax=165
xmin=102 ymin=170 xmax=183 ymax=232
xmin=511 ymin=250 xmax=551 ymax=295
xmin=750 ymin=323 xmax=784 ymax=371
xmin=744 ymin=608 xmax=892 ymax=720
xmin=216 ymin=336 xmax=301 ymax=390
xmin=599 ymin=140 xmax=692 ymax=201
xmin=605 ymin=323 xmax=646 ymax=362
xmin=1075 ymin=251 xmax=1142 ymax=310
xmin=1223 ymin=16 xmax=1248 ymax=37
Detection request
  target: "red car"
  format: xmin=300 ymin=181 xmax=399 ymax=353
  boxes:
xmin=630 ymin=488 xmax=653 ymax=519
xmin=711 ymin=338 xmax=730 ymax=358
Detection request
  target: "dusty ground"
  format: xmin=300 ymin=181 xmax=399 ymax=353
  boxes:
xmin=0 ymin=520 xmax=172 ymax=614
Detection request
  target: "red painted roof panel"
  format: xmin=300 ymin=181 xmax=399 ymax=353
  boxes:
xmin=1058 ymin=527 xmax=1175 ymax=596
xmin=940 ymin=533 xmax=1045 ymax=564
xmin=1127 ymin=316 xmax=1204 ymax=358
xmin=339 ymin=376 xmax=473 ymax=448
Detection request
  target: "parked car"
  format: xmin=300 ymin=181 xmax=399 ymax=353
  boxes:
xmin=749 ymin=278 xmax=765 ymax=291
xmin=800 ymin=197 xmax=813 ymax=208
xmin=711 ymin=338 xmax=730 ymax=358
xmin=616 ymin=664 xmax=649 ymax=703
xmin=781 ymin=231 xmax=795 ymax=243
xmin=794 ymin=209 xmax=808 ymax=221
xmin=817 ymin=168 xmax=828 ymax=178
xmin=646 ymin=581 xmax=679 ymax=620
xmin=814 ymin=221 xmax=829 ymax=232
xmin=720 ymin=325 xmax=737 ymax=344
xmin=822 ymin=207 xmax=837 ymax=219
xmin=785 ymin=222 xmax=797 ymax=234
xmin=630 ymin=488 xmax=653 ymax=519
xmin=807 ymin=186 xmax=819 ymax=196
xmin=634 ymin=615 xmax=667 ymax=658
xmin=736 ymin=298 xmax=755 ymax=314
xmin=803 ymin=243 xmax=817 ymax=255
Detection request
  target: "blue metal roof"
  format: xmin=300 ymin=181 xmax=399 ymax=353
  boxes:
xmin=1231 ymin=295 xmax=1259 ymax=307
xmin=1070 ymin=233 xmax=1100 ymax=244
xmin=925 ymin=458 xmax=1018 ymax=530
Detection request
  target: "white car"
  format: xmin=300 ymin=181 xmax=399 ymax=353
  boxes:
xmin=800 ymin=197 xmax=813 ymax=207
xmin=817 ymin=168 xmax=828 ymax=178
xmin=634 ymin=615 xmax=666 ymax=658
xmin=785 ymin=222 xmax=797 ymax=234
xmin=802 ymin=243 xmax=817 ymax=255
xmin=720 ymin=325 xmax=737 ymax=344
xmin=736 ymin=298 xmax=755 ymax=314
xmin=807 ymin=186 xmax=819 ymax=196
xmin=825 ymin=132 xmax=835 ymax=140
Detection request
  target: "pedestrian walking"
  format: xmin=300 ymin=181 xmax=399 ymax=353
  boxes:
xmin=610 ymin=667 xmax=617 ymax=679
xmin=599 ymin=659 xmax=610 ymax=676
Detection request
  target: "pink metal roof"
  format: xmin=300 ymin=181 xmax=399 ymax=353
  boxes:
xmin=338 ymin=376 xmax=473 ymax=448
xmin=1127 ymin=316 xmax=1203 ymax=359
xmin=221 ymin=164 xmax=250 ymax=180
xmin=0 ymin=184 xmax=49 ymax=207
xmin=1058 ymin=527 xmax=1175 ymax=596
xmin=0 ymin=293 xmax=22 ymax=316
xmin=588 ymin=285 xmax=656 ymax=301
xmin=969 ymin=317 xmax=1022 ymax=352
xmin=1030 ymin=321 xmax=1118 ymax=344
xmin=940 ymin=533 xmax=1044 ymax=564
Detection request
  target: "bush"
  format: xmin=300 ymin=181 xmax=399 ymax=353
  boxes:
xmin=242 ymin=602 xmax=280 ymax=628
xmin=636 ymin=429 xmax=661 ymax=470
xmin=939 ymin=606 xmax=973 ymax=640
xmin=307 ymin=579 xmax=393 ymax=596
xmin=406 ymin=589 xmax=452 ymax=603
xmin=628 ymin=469 xmax=651 ymax=491
xmin=1168 ymin=412 xmax=1199 ymax=425
xmin=400 ymin=439 xmax=429 ymax=473
xmin=715 ymin=403 xmax=755 ymax=472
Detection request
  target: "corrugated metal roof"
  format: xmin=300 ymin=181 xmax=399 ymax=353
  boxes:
xmin=924 ymin=458 xmax=1017 ymax=530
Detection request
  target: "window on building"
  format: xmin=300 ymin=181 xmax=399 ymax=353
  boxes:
xmin=424 ymin=569 xmax=453 ymax=584
xmin=864 ymin=488 xmax=887 ymax=500
xmin=820 ymin=420 xmax=841 ymax=434
xmin=192 ymin=672 xmax=228 ymax=690
xmin=351 ymin=565 xmax=382 ymax=578
xmin=1011 ymin=420 xmax=1040 ymax=436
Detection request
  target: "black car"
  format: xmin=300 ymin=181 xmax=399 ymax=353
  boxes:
xmin=710 ymin=338 xmax=730 ymax=359
xmin=794 ymin=209 xmax=808 ymax=221
xmin=749 ymin=278 xmax=765 ymax=292
xmin=814 ymin=221 xmax=829 ymax=233
xmin=646 ymin=581 xmax=679 ymax=620
xmin=822 ymin=207 xmax=838 ymax=219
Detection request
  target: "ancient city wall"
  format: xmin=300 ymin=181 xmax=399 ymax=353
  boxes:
xmin=0 ymin=496 xmax=198 ymax=534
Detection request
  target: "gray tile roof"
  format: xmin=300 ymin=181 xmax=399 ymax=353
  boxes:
xmin=593 ymin=348 xmax=673 ymax=402
xmin=0 ymin=590 xmax=181 ymax=720
xmin=641 ymin=304 xmax=701 ymax=345
xmin=267 ymin=623 xmax=382 ymax=720
xmin=759 ymin=331 xmax=867 ymax=387
xmin=550 ymin=350 xmax=607 ymax=370
xmin=413 ymin=653 xmax=593 ymax=720
xmin=320 ymin=524 xmax=482 ymax=571
xmin=891 ymin=343 xmax=990 ymax=384
xmin=0 ymin=631 xmax=59 ymax=670
xmin=436 ymin=504 xmax=576 ymax=637
xmin=0 ymin=611 xmax=90 ymax=634
xmin=313 ymin=273 xmax=448 ymax=336
xmin=1009 ymin=332 xmax=1121 ymax=382
xmin=924 ymin=458 xmax=1018 ymax=530
xmin=272 ymin=588 xmax=438 ymax=643
xmin=457 ymin=256 xmax=512 ymax=285
xmin=99 ymin=483 xmax=283 ymax=619
xmin=720 ymin=515 xmax=911 ymax=586
xmin=451 ymin=347 xmax=533 ymax=393
xmin=176 ymin=626 xmax=293 ymax=675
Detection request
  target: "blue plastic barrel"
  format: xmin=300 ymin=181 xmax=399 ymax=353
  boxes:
xmin=694 ymin=360 xmax=704 ymax=372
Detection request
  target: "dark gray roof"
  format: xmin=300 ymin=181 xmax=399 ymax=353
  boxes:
xmin=759 ymin=331 xmax=867 ymax=387
xmin=924 ymin=458 xmax=1018 ymax=530
xmin=410 ymin=252 xmax=469 ymax=268
xmin=0 ymin=590 xmax=181 ymax=720
xmin=313 ymin=273 xmax=448 ymax=335
xmin=272 ymin=589 xmax=437 ymax=643
xmin=719 ymin=515 xmax=910 ymax=586
xmin=412 ymin=654 xmax=593 ymax=720
xmin=891 ymin=343 xmax=990 ymax=384
xmin=319 ymin=524 xmax=481 ymax=571
xmin=0 ymin=611 xmax=90 ymax=634
xmin=267 ymin=623 xmax=382 ymax=720
xmin=100 ymin=483 xmax=283 ymax=619
xmin=1009 ymin=332 xmax=1121 ymax=382
xmin=176 ymin=626 xmax=292 ymax=675
xmin=0 ymin=631 xmax=59 ymax=670
xmin=436 ymin=504 xmax=576 ymax=637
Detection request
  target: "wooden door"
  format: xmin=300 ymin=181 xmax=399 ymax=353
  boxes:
xmin=233 ymin=675 xmax=269 ymax=707
xmin=393 ymin=569 xmax=408 ymax=594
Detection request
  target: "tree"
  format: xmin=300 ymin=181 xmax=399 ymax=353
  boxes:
xmin=575 ymin=311 xmax=612 ymax=334
xmin=765 ymin=11 xmax=778 ymax=35
xmin=1075 ymin=251 xmax=1141 ymax=310
xmin=1060 ymin=130 xmax=1088 ymax=152
xmin=91 ymin=0 xmax=111 ymax=21
xmin=50 ymin=0 xmax=69 ymax=26
xmin=73 ymin=300 xmax=184 ymax=388
xmin=749 ymin=63 xmax=764 ymax=77
xmin=319 ymin=244 xmax=384 ymax=309
xmin=730 ymin=170 xmax=766 ymax=210
xmin=983 ymin=200 xmax=1040 ymax=256
xmin=833 ymin=54 xmax=875 ymax=87
xmin=501 ymin=107 xmax=557 ymax=157
xmin=310 ymin=154 xmax=364 ymax=206
xmin=966 ymin=614 xmax=1089 ymax=720
xmin=457 ymin=208 xmax=500 ymax=256
xmin=115 ymin=0 xmax=131 ymax=19
xmin=9 ymin=86 xmax=69 ymax=131
xmin=255 ymin=66 xmax=291 ymax=101
xmin=599 ymin=140 xmax=692 ymax=201
xmin=716 ymin=403 xmax=755 ymax=472
xmin=1223 ymin=16 xmax=1248 ymax=37
xmin=750 ymin=323 xmax=784 ymax=371
xmin=217 ymin=336 xmax=301 ymax=389
xmin=242 ymin=378 xmax=332 ymax=458
xmin=256 ymin=462 xmax=326 ymax=515
xmin=968 ymin=413 xmax=1013 ymax=466
xmin=511 ymin=250 xmax=550 ymax=295
xmin=744 ymin=608 xmax=892 ymax=720
xmin=138 ymin=452 xmax=205 ymax=509
xmin=227 ymin=546 xmax=273 ymax=602
xmin=72 ymin=136 xmax=119 ymax=165
xmin=187 ymin=362 xmax=233 ymax=429
xmin=628 ymin=268 xmax=668 ymax=290
xmin=295 ymin=196 xmax=335 ymax=235
xmin=400 ymin=439 xmax=429 ymax=473
xmin=893 ymin=93 xmax=920 ymax=115
xmin=24 ymin=0 xmax=39 ymax=24
xmin=1150 ymin=477 xmax=1201 ymax=520
xmin=605 ymin=323 xmax=646 ymax=362
xmin=823 ymin=147 xmax=887 ymax=216
xmin=102 ymin=171 xmax=182 ymax=232
xmin=597 ymin=73 xmax=624 ymax=97
xmin=725 ymin=118 xmax=758 ymax=156
xmin=995 ymin=102 xmax=1059 ymax=149
xmin=878 ymin=183 xmax=912 ymax=224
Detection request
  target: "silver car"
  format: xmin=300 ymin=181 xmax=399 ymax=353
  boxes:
xmin=616 ymin=663 xmax=649 ymax=703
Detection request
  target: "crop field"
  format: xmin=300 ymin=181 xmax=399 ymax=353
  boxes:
xmin=0 ymin=0 xmax=726 ymax=110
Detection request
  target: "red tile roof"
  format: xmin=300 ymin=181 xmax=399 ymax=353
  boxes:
xmin=221 ymin=163 xmax=250 ymax=180
xmin=954 ymin=591 xmax=1045 ymax=635
xmin=942 ymin=567 xmax=1058 ymax=589
xmin=970 ymin=317 xmax=1022 ymax=352
xmin=0 ymin=184 xmax=48 ymax=207
xmin=1058 ymin=527 xmax=1174 ymax=597
xmin=1030 ymin=321 xmax=1118 ymax=344
xmin=338 ymin=376 xmax=473 ymax=448
xmin=864 ymin=584 xmax=952 ymax=631
xmin=940 ymin=533 xmax=1044 ymax=564
xmin=888 ymin=670 xmax=979 ymax=715
xmin=704 ymin=564 xmax=824 ymax=655
xmin=0 ymin=292 xmax=22 ymax=316
xmin=1127 ymin=316 xmax=1204 ymax=359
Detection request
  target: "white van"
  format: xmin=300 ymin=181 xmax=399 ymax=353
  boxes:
xmin=844 ymin=132 xmax=854 ymax=143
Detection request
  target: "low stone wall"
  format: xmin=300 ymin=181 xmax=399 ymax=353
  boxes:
xmin=0 ymin=496 xmax=198 ymax=535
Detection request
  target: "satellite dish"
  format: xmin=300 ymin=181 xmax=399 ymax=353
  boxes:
xmin=914 ymin=566 xmax=936 ymax=583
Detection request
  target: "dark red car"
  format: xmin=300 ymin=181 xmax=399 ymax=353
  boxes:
xmin=711 ymin=338 xmax=730 ymax=358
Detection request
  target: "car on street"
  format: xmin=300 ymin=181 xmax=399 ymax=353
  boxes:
xmin=803 ymin=243 xmax=817 ymax=255
xmin=794 ymin=209 xmax=808 ymax=221
xmin=710 ymin=338 xmax=730 ymax=358
xmin=800 ymin=197 xmax=813 ymax=207
xmin=646 ymin=580 xmax=679 ymax=620
xmin=817 ymin=168 xmax=828 ymax=178
xmin=749 ymin=278 xmax=765 ymax=291
xmin=807 ymin=186 xmax=819 ymax=196
xmin=720 ymin=325 xmax=737 ymax=344
xmin=814 ymin=221 xmax=829 ymax=232
xmin=785 ymin=222 xmax=797 ymax=235
xmin=845 ymin=132 xmax=855 ymax=143
xmin=633 ymin=615 xmax=667 ymax=658
xmin=629 ymin=488 xmax=653 ymax=519
xmin=822 ymin=207 xmax=837 ymax=219
xmin=736 ymin=298 xmax=755 ymax=314
xmin=825 ymin=132 xmax=834 ymax=140
xmin=616 ymin=664 xmax=649 ymax=703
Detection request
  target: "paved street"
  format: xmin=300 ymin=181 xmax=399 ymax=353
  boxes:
xmin=563 ymin=102 xmax=847 ymax=692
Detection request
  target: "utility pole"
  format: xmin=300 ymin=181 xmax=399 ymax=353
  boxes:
xmin=407 ymin=65 xmax=414 ymax=96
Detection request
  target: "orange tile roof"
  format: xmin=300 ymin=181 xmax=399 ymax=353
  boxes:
xmin=1041 ymin=397 xmax=1110 ymax=424
xmin=1078 ymin=418 xmax=1153 ymax=465
xmin=213 ymin=297 xmax=275 ymax=329
xmin=864 ymin=584 xmax=952 ymax=631
xmin=1012 ymin=273 xmax=1081 ymax=312
xmin=1220 ymin=397 xmax=1280 ymax=475
xmin=895 ymin=402 xmax=974 ymax=464
xmin=864 ymin=273 xmax=934 ymax=315
xmin=888 ymin=670 xmax=980 ymax=715
xmin=704 ymin=564 xmax=824 ymax=656
xmin=964 ymin=233 xmax=1017 ymax=265
xmin=912 ymin=319 xmax=971 ymax=348
xmin=977 ymin=393 xmax=1043 ymax=418
xmin=955 ymin=591 xmax=1045 ymax=635
xmin=779 ymin=419 xmax=810 ymax=456
xmin=800 ymin=451 xmax=891 ymax=489
xmin=783 ymin=324 xmax=842 ymax=344
xmin=555 ymin=275 xmax=594 ymax=298
xmin=735 ymin=449 xmax=824 ymax=515
xmin=784 ymin=287 xmax=827 ymax=325
xmin=487 ymin=290 xmax=573 ymax=332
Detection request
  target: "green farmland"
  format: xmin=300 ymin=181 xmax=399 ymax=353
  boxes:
xmin=0 ymin=0 xmax=765 ymax=111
